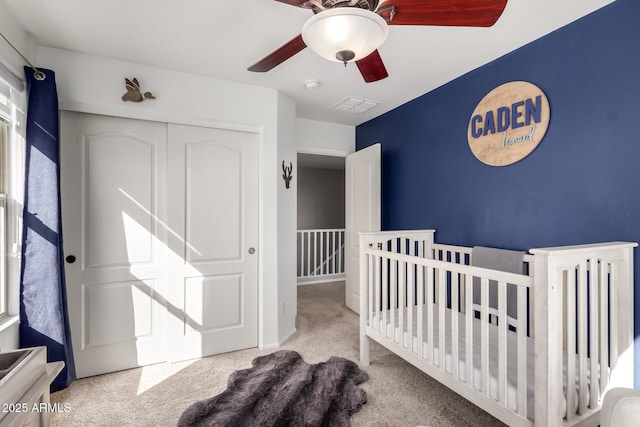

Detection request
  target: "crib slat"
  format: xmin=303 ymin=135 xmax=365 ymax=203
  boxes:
xmin=588 ymin=258 xmax=600 ymax=409
xmin=374 ymin=255 xmax=382 ymax=332
xmin=599 ymin=261 xmax=609 ymax=395
xmin=417 ymin=265 xmax=424 ymax=359
xmin=516 ymin=285 xmax=527 ymax=418
xmin=481 ymin=277 xmax=489 ymax=394
xmin=390 ymin=257 xmax=397 ymax=344
xmin=465 ymin=273 xmax=473 ymax=387
xmin=367 ymin=253 xmax=373 ymax=328
xmin=578 ymin=261 xmax=588 ymax=415
xmin=610 ymin=263 xmax=619 ymax=368
xmin=399 ymin=259 xmax=406 ymax=348
xmin=451 ymin=272 xmax=459 ymax=378
xmin=408 ymin=261 xmax=415 ymax=354
xmin=566 ymin=268 xmax=576 ymax=421
xmin=427 ymin=266 xmax=434 ymax=362
xmin=498 ymin=280 xmax=507 ymax=406
xmin=438 ymin=268 xmax=446 ymax=370
xmin=382 ymin=254 xmax=388 ymax=337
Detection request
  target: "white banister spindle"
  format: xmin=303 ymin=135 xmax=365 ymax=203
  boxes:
xmin=299 ymin=233 xmax=305 ymax=276
xmin=336 ymin=230 xmax=340 ymax=274
xmin=307 ymin=232 xmax=311 ymax=276
xmin=314 ymin=232 xmax=319 ymax=275
xmin=338 ymin=231 xmax=343 ymax=273
xmin=297 ymin=229 xmax=346 ymax=283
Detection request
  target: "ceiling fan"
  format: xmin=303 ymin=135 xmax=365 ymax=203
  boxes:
xmin=248 ymin=0 xmax=508 ymax=83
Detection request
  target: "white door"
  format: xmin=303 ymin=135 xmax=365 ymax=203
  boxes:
xmin=61 ymin=113 xmax=259 ymax=376
xmin=60 ymin=111 xmax=169 ymax=377
xmin=345 ymin=143 xmax=381 ymax=313
xmin=166 ymin=123 xmax=258 ymax=362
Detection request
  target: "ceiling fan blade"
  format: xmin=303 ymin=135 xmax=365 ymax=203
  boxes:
xmin=356 ymin=50 xmax=388 ymax=83
xmin=248 ymin=34 xmax=307 ymax=72
xmin=382 ymin=0 xmax=508 ymax=27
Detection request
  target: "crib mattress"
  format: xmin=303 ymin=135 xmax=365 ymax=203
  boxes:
xmin=371 ymin=304 xmax=589 ymax=420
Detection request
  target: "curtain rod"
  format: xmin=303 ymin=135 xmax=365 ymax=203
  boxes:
xmin=0 ymin=31 xmax=46 ymax=81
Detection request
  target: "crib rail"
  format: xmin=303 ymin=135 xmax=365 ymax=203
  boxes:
xmin=359 ymin=231 xmax=636 ymax=427
xmin=360 ymin=232 xmax=534 ymax=425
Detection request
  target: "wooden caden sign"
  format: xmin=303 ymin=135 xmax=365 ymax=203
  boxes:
xmin=467 ymin=81 xmax=550 ymax=166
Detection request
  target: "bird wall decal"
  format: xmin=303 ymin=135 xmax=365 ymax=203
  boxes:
xmin=121 ymin=77 xmax=156 ymax=102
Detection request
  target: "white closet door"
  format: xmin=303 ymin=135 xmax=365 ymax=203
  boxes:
xmin=345 ymin=143 xmax=381 ymax=314
xmin=61 ymin=111 xmax=169 ymax=377
xmin=166 ymin=123 xmax=258 ymax=362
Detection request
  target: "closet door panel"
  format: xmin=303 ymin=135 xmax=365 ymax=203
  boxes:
xmin=166 ymin=123 xmax=258 ymax=362
xmin=60 ymin=111 xmax=168 ymax=377
xmin=185 ymin=142 xmax=241 ymax=262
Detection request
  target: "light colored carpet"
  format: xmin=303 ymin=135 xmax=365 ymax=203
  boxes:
xmin=50 ymin=282 xmax=505 ymax=427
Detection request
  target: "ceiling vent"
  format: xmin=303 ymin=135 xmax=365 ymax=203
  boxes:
xmin=331 ymin=96 xmax=379 ymax=113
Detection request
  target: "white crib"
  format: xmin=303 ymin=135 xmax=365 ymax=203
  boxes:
xmin=358 ymin=230 xmax=636 ymax=427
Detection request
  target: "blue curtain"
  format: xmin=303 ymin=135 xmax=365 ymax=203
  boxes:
xmin=19 ymin=67 xmax=76 ymax=391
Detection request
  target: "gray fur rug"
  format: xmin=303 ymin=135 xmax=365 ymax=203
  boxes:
xmin=177 ymin=350 xmax=369 ymax=427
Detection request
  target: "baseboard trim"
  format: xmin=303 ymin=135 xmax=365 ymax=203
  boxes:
xmin=297 ymin=277 xmax=345 ymax=286
xmin=259 ymin=327 xmax=297 ymax=350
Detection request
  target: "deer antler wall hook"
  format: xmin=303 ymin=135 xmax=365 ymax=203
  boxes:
xmin=282 ymin=161 xmax=293 ymax=189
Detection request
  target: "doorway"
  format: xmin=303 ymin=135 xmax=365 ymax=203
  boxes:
xmin=296 ymin=153 xmax=345 ymax=285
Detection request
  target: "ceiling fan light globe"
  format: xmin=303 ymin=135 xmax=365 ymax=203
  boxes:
xmin=301 ymin=8 xmax=388 ymax=64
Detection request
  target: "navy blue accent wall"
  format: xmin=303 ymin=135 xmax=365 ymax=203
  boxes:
xmin=356 ymin=0 xmax=640 ymax=386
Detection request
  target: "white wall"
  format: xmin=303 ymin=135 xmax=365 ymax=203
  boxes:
xmin=297 ymin=167 xmax=345 ymax=230
xmin=35 ymin=46 xmax=296 ymax=349
xmin=0 ymin=7 xmax=35 ymax=81
xmin=296 ymin=118 xmax=355 ymax=156
xmin=277 ymin=94 xmax=298 ymax=343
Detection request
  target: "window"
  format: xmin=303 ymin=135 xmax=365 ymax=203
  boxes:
xmin=0 ymin=123 xmax=6 ymax=317
xmin=0 ymin=75 xmax=26 ymax=322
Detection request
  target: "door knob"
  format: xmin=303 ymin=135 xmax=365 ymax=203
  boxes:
xmin=248 ymin=247 xmax=255 ymax=255
xmin=65 ymin=255 xmax=77 ymax=263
